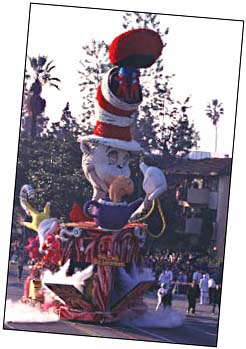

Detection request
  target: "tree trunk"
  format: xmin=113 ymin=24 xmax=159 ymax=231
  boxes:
xmin=31 ymin=113 xmax=37 ymax=140
xmin=214 ymin=125 xmax=218 ymax=154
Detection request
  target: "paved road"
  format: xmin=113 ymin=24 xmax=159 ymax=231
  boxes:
xmin=3 ymin=264 xmax=219 ymax=347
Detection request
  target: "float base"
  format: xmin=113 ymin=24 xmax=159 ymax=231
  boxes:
xmin=58 ymin=306 xmax=119 ymax=323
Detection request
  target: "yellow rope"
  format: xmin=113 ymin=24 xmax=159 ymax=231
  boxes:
xmin=135 ymin=198 xmax=156 ymax=222
xmin=135 ymin=198 xmax=166 ymax=239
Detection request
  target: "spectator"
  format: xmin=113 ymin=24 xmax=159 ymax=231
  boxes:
xmin=143 ymin=250 xmax=223 ymax=302
xmin=17 ymin=252 xmax=25 ymax=281
xmin=199 ymin=274 xmax=209 ymax=304
xmin=212 ymin=284 xmax=221 ymax=315
xmin=192 ymin=268 xmax=202 ymax=284
xmin=193 ymin=268 xmax=202 ymax=297
xmin=166 ymin=282 xmax=176 ymax=307
xmin=208 ymin=275 xmax=216 ymax=304
xmin=176 ymin=271 xmax=183 ymax=294
xmin=158 ymin=267 xmax=173 ymax=288
xmin=187 ymin=280 xmax=198 ymax=315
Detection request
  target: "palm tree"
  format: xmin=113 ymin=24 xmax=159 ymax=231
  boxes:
xmin=24 ymin=55 xmax=61 ymax=139
xmin=205 ymin=99 xmax=224 ymax=154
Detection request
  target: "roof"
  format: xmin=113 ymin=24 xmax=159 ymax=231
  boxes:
xmin=147 ymin=155 xmax=232 ymax=177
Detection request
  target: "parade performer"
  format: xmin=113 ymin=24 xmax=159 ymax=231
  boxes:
xmin=41 ymin=232 xmax=62 ymax=266
xmin=25 ymin=236 xmax=42 ymax=263
xmin=156 ymin=283 xmax=168 ymax=311
xmin=22 ymin=264 xmax=42 ymax=301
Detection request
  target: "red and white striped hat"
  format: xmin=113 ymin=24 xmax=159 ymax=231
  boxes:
xmin=79 ymin=28 xmax=163 ymax=152
xmin=80 ymin=67 xmax=143 ymax=152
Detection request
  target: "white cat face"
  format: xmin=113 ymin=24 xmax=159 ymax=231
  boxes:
xmin=81 ymin=142 xmax=131 ymax=184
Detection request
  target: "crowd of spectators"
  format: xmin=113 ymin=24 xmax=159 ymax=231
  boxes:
xmin=143 ymin=248 xmax=222 ymax=294
xmin=148 ymin=249 xmax=222 ymax=315
xmin=10 ymin=239 xmax=24 ymax=263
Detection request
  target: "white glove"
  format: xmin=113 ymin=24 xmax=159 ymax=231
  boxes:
xmin=140 ymin=162 xmax=167 ymax=201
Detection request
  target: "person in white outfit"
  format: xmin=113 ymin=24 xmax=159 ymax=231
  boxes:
xmin=199 ymin=274 xmax=209 ymax=304
xmin=156 ymin=283 xmax=168 ymax=311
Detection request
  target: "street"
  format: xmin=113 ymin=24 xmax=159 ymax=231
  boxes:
xmin=3 ymin=264 xmax=219 ymax=347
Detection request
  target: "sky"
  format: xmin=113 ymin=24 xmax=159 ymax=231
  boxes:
xmin=25 ymin=4 xmax=243 ymax=156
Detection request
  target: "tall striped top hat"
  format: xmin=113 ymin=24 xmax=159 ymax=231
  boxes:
xmin=79 ymin=28 xmax=164 ymax=152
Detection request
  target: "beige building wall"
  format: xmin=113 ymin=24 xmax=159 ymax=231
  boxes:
xmin=216 ymin=176 xmax=230 ymax=258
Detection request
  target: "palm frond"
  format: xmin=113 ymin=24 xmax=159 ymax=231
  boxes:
xmin=46 ymin=60 xmax=54 ymax=70
xmin=49 ymin=83 xmax=60 ymax=90
xmin=49 ymin=77 xmax=61 ymax=82
xmin=29 ymin=57 xmax=38 ymax=69
xmin=38 ymin=56 xmax=47 ymax=67
xmin=46 ymin=65 xmax=56 ymax=73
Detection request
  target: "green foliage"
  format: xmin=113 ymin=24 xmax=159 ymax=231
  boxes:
xmin=27 ymin=56 xmax=61 ymax=90
xmin=16 ymin=103 xmax=93 ymax=220
xmin=205 ymin=99 xmax=224 ymax=153
xmin=16 ymin=135 xmax=92 ymax=219
xmin=166 ymin=101 xmax=200 ymax=157
xmin=121 ymin=12 xmax=199 ymax=157
xmin=22 ymin=55 xmax=61 ymax=139
xmin=49 ymin=102 xmax=81 ymax=137
xmin=122 ymin=12 xmax=163 ymax=33
xmin=205 ymin=99 xmax=224 ymax=126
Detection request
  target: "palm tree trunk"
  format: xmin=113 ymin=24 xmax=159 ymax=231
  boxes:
xmin=31 ymin=113 xmax=37 ymax=140
xmin=214 ymin=125 xmax=218 ymax=154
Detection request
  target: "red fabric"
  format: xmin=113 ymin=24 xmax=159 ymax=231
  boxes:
xmin=69 ymin=203 xmax=92 ymax=222
xmin=109 ymin=28 xmax=163 ymax=65
xmin=42 ymin=233 xmax=62 ymax=265
xmin=60 ymin=225 xmax=145 ymax=314
xmin=96 ymin=84 xmax=135 ymax=116
xmin=59 ymin=307 xmax=109 ymax=322
xmin=93 ymin=121 xmax=132 ymax=141
xmin=114 ymin=75 xmax=129 ymax=100
xmin=25 ymin=236 xmax=42 ymax=261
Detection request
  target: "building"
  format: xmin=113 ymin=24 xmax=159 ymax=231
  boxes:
xmin=150 ymin=154 xmax=232 ymax=257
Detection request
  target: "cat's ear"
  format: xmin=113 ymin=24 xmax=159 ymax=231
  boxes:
xmin=80 ymin=140 xmax=93 ymax=155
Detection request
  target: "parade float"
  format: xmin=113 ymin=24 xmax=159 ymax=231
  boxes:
xmin=19 ymin=28 xmax=168 ymax=324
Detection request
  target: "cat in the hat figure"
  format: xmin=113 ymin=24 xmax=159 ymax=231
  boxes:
xmin=79 ymin=28 xmax=167 ymax=218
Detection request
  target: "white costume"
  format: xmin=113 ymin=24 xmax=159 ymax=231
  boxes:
xmin=156 ymin=284 xmax=168 ymax=311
